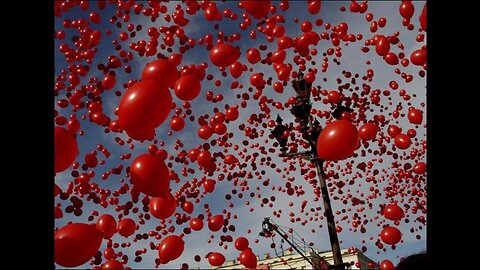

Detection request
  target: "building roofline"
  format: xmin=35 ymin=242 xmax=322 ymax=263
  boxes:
xmin=216 ymin=247 xmax=373 ymax=269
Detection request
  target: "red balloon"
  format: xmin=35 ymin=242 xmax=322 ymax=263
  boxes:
xmin=85 ymin=152 xmax=98 ymax=168
xmin=235 ymin=237 xmax=249 ymax=251
xmin=55 ymin=127 xmax=79 ymax=173
xmin=130 ymin=154 xmax=170 ymax=197
xmin=408 ymin=108 xmax=423 ymax=124
xmin=212 ymin=112 xmax=226 ymax=124
xmin=241 ymin=0 xmax=271 ymax=19
xmin=208 ymin=252 xmax=226 ymax=267
xmin=271 ymin=50 xmax=286 ymax=63
xmin=182 ymin=201 xmax=194 ymax=214
xmin=101 ymin=260 xmax=124 ymax=270
xmin=174 ymin=75 xmax=201 ymax=101
xmin=394 ymin=134 xmax=411 ymax=150
xmin=420 ymin=4 xmax=427 ymax=31
xmin=210 ymin=44 xmax=240 ymax=67
xmin=203 ymin=179 xmax=216 ymax=193
xmin=197 ymin=150 xmax=212 ymax=168
xmin=170 ymin=116 xmax=185 ymax=131
xmin=109 ymin=119 xmax=122 ymax=133
xmin=54 ymin=183 xmax=61 ymax=197
xmin=208 ymin=214 xmax=224 ymax=232
xmin=399 ymin=1 xmax=414 ymax=20
xmin=246 ymin=48 xmax=261 ymax=64
xmin=159 ymin=235 xmax=185 ymax=262
xmin=118 ymin=80 xmax=172 ymax=140
xmin=214 ymin=123 xmax=227 ymax=135
xmin=388 ymin=125 xmax=402 ymax=138
xmin=317 ymin=120 xmax=359 ymax=161
xmin=118 ymin=218 xmax=136 ymax=238
xmin=67 ymin=117 xmax=80 ymax=133
xmin=278 ymin=36 xmax=294 ymax=50
xmin=380 ymin=226 xmax=402 ymax=245
xmin=250 ymin=73 xmax=265 ymax=89
xmin=358 ymin=123 xmax=378 ymax=141
xmin=142 ymin=59 xmax=178 ymax=88
xmin=273 ymin=25 xmax=286 ymax=38
xmin=190 ymin=217 xmax=204 ymax=231
xmin=125 ymin=128 xmax=155 ymax=142
xmin=198 ymin=125 xmax=213 ymax=140
xmin=277 ymin=66 xmax=291 ymax=81
xmin=376 ymin=36 xmax=390 ymax=56
xmin=205 ymin=4 xmax=221 ymax=21
xmin=410 ymin=49 xmax=426 ymax=66
xmin=96 ymin=214 xmax=117 ymax=239
xmin=103 ymin=247 xmax=116 ymax=260
xmin=295 ymin=31 xmax=320 ymax=56
xmin=89 ymin=11 xmax=101 ymax=23
xmin=54 ymin=206 xmax=63 ymax=219
xmin=102 ymin=74 xmax=116 ymax=90
xmin=303 ymin=31 xmax=320 ymax=45
xmin=169 ymin=53 xmax=183 ymax=66
xmin=379 ymin=259 xmax=395 ymax=269
xmin=55 ymin=223 xmax=103 ymax=267
xmin=413 ymin=162 xmax=426 ymax=174
xmin=327 ymin=90 xmax=343 ymax=104
xmin=239 ymin=248 xmax=257 ymax=268
xmin=307 ymin=0 xmax=321 ymax=15
xmin=230 ymin=61 xmax=244 ymax=79
xmin=90 ymin=30 xmax=101 ymax=46
xmin=384 ymin=204 xmax=404 ymax=221
xmin=226 ymin=106 xmax=239 ymax=121
xmin=204 ymin=161 xmax=217 ymax=173
xmin=384 ymin=52 xmax=399 ymax=65
xmin=407 ymin=129 xmax=416 ymax=138
xmin=149 ymin=192 xmax=177 ymax=220
xmin=224 ymin=154 xmax=237 ymax=165
xmin=273 ymin=82 xmax=284 ymax=93
xmin=188 ymin=148 xmax=200 ymax=162
xmin=159 ymin=257 xmax=170 ymax=265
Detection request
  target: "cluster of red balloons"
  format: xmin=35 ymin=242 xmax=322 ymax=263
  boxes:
xmin=54 ymin=0 xmax=427 ymax=268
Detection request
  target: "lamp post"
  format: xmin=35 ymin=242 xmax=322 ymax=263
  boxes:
xmin=270 ymin=72 xmax=352 ymax=270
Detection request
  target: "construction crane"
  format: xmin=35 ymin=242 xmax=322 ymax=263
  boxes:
xmin=259 ymin=217 xmax=352 ymax=270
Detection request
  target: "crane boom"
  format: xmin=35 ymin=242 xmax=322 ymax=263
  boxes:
xmin=259 ymin=217 xmax=322 ymax=270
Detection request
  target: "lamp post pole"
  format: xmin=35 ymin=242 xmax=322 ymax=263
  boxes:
xmin=271 ymin=72 xmax=352 ymax=270
xmin=313 ymin=160 xmax=344 ymax=269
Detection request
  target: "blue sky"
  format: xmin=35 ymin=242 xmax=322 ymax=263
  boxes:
xmin=55 ymin=1 xmax=426 ymax=268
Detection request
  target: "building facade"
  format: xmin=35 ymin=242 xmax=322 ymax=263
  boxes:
xmin=216 ymin=248 xmax=377 ymax=269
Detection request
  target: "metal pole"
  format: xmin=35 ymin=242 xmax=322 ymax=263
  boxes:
xmin=314 ymin=161 xmax=344 ymax=270
xmin=287 ymin=92 xmax=347 ymax=269
xmin=304 ymin=114 xmax=345 ymax=269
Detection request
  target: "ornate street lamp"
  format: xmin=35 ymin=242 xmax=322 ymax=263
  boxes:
xmin=270 ymin=72 xmax=353 ymax=270
xmin=331 ymin=101 xmax=353 ymax=120
xmin=292 ymin=71 xmax=312 ymax=101
xmin=270 ymin=115 xmax=289 ymax=155
xmin=310 ymin=119 xmax=323 ymax=143
xmin=290 ymin=72 xmax=313 ymax=133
